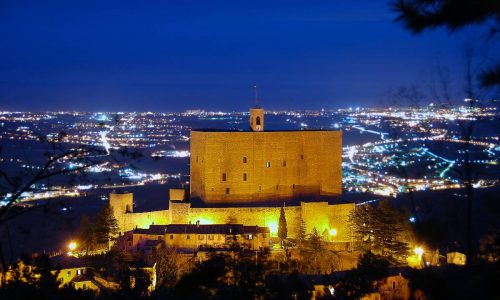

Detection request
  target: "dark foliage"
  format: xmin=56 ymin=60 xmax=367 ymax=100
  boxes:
xmin=349 ymin=200 xmax=412 ymax=264
xmin=278 ymin=206 xmax=288 ymax=244
xmin=392 ymin=0 xmax=500 ymax=87
xmin=335 ymin=252 xmax=390 ymax=299
xmin=392 ymin=0 xmax=500 ymax=33
xmin=413 ymin=219 xmax=446 ymax=249
xmin=408 ymin=262 xmax=500 ymax=299
xmin=94 ymin=205 xmax=119 ymax=246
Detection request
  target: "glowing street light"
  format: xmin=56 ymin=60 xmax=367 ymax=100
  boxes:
xmin=329 ymin=228 xmax=338 ymax=236
xmin=68 ymin=241 xmax=77 ymax=251
xmin=268 ymin=222 xmax=278 ymax=236
xmin=414 ymin=246 xmax=424 ymax=257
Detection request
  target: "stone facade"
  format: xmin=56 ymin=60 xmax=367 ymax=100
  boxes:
xmin=190 ymin=130 xmax=342 ymax=203
xmin=249 ymin=107 xmax=265 ymax=131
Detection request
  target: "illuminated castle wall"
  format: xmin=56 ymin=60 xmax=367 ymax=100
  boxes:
xmin=110 ymin=191 xmax=354 ymax=243
xmin=190 ymin=130 xmax=342 ymax=203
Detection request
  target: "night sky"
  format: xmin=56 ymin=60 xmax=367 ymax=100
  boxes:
xmin=0 ymin=1 xmax=493 ymax=111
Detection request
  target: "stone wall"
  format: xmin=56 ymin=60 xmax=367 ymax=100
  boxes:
xmin=190 ymin=130 xmax=342 ymax=203
xmin=116 ymin=210 xmax=170 ymax=234
xmin=187 ymin=206 xmax=302 ymax=239
xmin=111 ymin=192 xmax=354 ymax=243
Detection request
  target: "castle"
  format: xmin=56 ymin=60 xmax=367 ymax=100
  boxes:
xmin=111 ymin=105 xmax=354 ymax=246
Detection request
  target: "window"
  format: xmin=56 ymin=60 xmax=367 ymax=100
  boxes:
xmin=283 ymin=160 xmax=286 ymax=167
xmin=259 ymin=186 xmax=262 ymax=191
xmin=77 ymin=269 xmax=82 ymax=275
xmin=248 ymin=234 xmax=253 ymax=240
xmin=222 ymin=173 xmax=226 ymax=181
xmin=256 ymin=116 xmax=261 ymax=125
xmin=67 ymin=271 xmax=71 ymax=276
xmin=198 ymin=235 xmax=204 ymax=240
xmin=243 ymin=157 xmax=247 ymax=163
xmin=196 ymin=156 xmax=198 ymax=163
xmin=226 ymin=188 xmax=230 ymax=194
xmin=243 ymin=173 xmax=247 ymax=181
xmin=266 ymin=161 xmax=271 ymax=168
xmin=263 ymin=234 xmax=266 ymax=238
xmin=276 ymin=185 xmax=279 ymax=190
xmin=158 ymin=236 xmax=162 ymax=240
xmin=208 ymin=235 xmax=214 ymax=240
xmin=292 ymin=184 xmax=295 ymax=189
xmin=170 ymin=234 xmax=174 ymax=240
xmin=300 ymin=154 xmax=304 ymax=159
xmin=186 ymin=235 xmax=190 ymax=240
xmin=211 ymin=188 xmax=214 ymax=192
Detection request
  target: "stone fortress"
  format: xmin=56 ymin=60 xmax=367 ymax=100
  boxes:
xmin=111 ymin=104 xmax=354 ymax=245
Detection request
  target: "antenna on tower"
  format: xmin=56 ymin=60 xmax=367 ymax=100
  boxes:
xmin=253 ymin=84 xmax=259 ymax=107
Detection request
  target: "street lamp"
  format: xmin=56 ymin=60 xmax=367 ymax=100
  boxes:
xmin=329 ymin=228 xmax=337 ymax=236
xmin=67 ymin=241 xmax=77 ymax=256
xmin=68 ymin=241 xmax=77 ymax=251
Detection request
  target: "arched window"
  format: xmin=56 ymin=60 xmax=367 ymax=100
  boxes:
xmin=256 ymin=116 xmax=261 ymax=125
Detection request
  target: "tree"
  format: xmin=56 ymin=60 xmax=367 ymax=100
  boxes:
xmin=296 ymin=218 xmax=307 ymax=247
xmin=0 ymin=254 xmax=63 ymax=299
xmin=278 ymin=207 xmax=287 ymax=248
xmin=298 ymin=227 xmax=326 ymax=274
xmin=78 ymin=214 xmax=96 ymax=255
xmin=336 ymin=252 xmax=390 ymax=299
xmin=173 ymin=242 xmax=272 ymax=299
xmin=129 ymin=267 xmax=153 ymax=297
xmin=0 ymin=142 xmax=106 ymax=282
xmin=349 ymin=200 xmax=412 ymax=264
xmin=95 ymin=204 xmax=119 ymax=248
xmin=0 ymin=116 xmax=141 ymax=276
xmin=479 ymin=227 xmax=500 ymax=262
xmin=392 ymin=0 xmax=500 ymax=88
xmin=153 ymin=246 xmax=192 ymax=289
xmin=308 ymin=228 xmax=323 ymax=254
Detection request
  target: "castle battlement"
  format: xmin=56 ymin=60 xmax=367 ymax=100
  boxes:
xmin=111 ymin=190 xmax=354 ymax=244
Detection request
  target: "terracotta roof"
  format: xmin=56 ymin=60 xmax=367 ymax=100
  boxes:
xmin=192 ymin=129 xmax=339 ymax=133
xmin=143 ymin=240 xmax=163 ymax=247
xmin=72 ymin=274 xmax=93 ymax=283
xmin=50 ymin=255 xmax=87 ymax=270
xmin=133 ymin=224 xmax=269 ymax=235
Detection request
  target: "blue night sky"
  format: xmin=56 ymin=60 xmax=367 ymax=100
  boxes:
xmin=0 ymin=1 xmax=494 ymax=111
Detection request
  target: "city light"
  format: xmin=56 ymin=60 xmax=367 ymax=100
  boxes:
xmin=329 ymin=228 xmax=337 ymax=236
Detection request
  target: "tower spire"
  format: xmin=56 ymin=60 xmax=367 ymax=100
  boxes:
xmin=249 ymin=84 xmax=264 ymax=131
xmin=253 ymin=84 xmax=259 ymax=107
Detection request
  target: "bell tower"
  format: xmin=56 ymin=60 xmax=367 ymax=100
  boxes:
xmin=250 ymin=85 xmax=264 ymax=132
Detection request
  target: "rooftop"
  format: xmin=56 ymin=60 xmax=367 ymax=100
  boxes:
xmin=132 ymin=224 xmax=269 ymax=235
xmin=50 ymin=255 xmax=87 ymax=270
xmin=191 ymin=128 xmax=340 ymax=133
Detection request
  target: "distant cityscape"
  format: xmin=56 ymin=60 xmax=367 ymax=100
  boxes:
xmin=1 ymin=103 xmax=498 ymax=204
